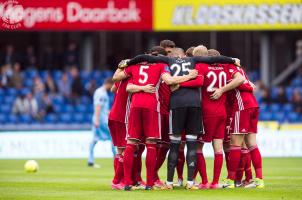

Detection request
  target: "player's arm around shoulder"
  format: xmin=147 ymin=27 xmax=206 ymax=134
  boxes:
xmin=211 ymin=71 xmax=245 ymax=100
xmin=161 ymin=68 xmax=198 ymax=85
xmin=126 ymin=83 xmax=155 ymax=94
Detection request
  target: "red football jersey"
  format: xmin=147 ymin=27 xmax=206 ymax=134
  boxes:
xmin=109 ymin=79 xmax=130 ymax=123
xmin=197 ymin=63 xmax=239 ymax=117
xmin=124 ymin=63 xmax=170 ymax=112
xmin=159 ymin=82 xmax=171 ymax=115
xmin=228 ymin=67 xmax=259 ymax=112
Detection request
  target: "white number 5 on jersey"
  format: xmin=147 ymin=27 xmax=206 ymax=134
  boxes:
xmin=139 ymin=65 xmax=149 ymax=84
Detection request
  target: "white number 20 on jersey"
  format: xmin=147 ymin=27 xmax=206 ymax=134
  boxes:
xmin=206 ymin=71 xmax=227 ymax=92
xmin=139 ymin=65 xmax=149 ymax=84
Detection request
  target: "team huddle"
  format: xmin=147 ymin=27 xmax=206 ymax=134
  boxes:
xmin=107 ymin=40 xmax=264 ymax=191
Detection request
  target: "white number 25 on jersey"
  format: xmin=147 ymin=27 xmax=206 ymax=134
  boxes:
xmin=139 ymin=65 xmax=149 ymax=84
xmin=207 ymin=71 xmax=227 ymax=92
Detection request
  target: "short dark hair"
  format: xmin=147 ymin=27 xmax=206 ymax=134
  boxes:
xmin=185 ymin=46 xmax=195 ymax=57
xmin=208 ymin=49 xmax=221 ymax=56
xmin=149 ymin=46 xmax=167 ymax=56
xmin=104 ymin=78 xmax=114 ymax=85
xmin=160 ymin=39 xmax=176 ymax=48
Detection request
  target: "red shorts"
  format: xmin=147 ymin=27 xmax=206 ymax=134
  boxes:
xmin=108 ymin=120 xmax=126 ymax=148
xmin=223 ymin=116 xmax=233 ymax=143
xmin=230 ymin=108 xmax=259 ymax=134
xmin=160 ymin=114 xmax=170 ymax=144
xmin=199 ymin=116 xmax=226 ymax=143
xmin=127 ymin=107 xmax=160 ymax=141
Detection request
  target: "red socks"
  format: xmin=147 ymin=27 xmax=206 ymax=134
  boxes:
xmin=146 ymin=143 xmax=157 ymax=187
xmin=227 ymin=145 xmax=241 ymax=180
xmin=196 ymin=152 xmax=208 ymax=184
xmin=245 ymin=151 xmax=252 ymax=182
xmin=177 ymin=150 xmax=185 ymax=181
xmin=212 ymin=152 xmax=223 ymax=184
xmin=154 ymin=144 xmax=169 ymax=181
xmin=249 ymin=145 xmax=263 ymax=179
xmin=113 ymin=154 xmax=124 ymax=184
xmin=123 ymin=144 xmax=137 ymax=186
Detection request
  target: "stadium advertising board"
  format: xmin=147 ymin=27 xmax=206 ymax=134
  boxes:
xmin=0 ymin=0 xmax=152 ymax=31
xmin=154 ymin=0 xmax=302 ymax=31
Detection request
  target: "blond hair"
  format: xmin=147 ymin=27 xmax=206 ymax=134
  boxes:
xmin=193 ymin=45 xmax=208 ymax=57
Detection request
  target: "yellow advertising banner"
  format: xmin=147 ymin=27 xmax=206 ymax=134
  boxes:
xmin=154 ymin=0 xmax=302 ymax=31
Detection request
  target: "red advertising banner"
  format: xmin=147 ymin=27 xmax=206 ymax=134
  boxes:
xmin=0 ymin=0 xmax=152 ymax=31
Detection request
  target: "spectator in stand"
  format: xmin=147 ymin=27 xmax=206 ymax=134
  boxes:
xmin=37 ymin=93 xmax=54 ymax=119
xmin=33 ymin=76 xmax=45 ymax=99
xmin=0 ymin=44 xmax=18 ymax=65
xmin=0 ymin=64 xmax=12 ymax=88
xmin=45 ymin=73 xmax=58 ymax=95
xmin=58 ymin=72 xmax=71 ymax=99
xmin=70 ymin=67 xmax=83 ymax=103
xmin=8 ymin=62 xmax=23 ymax=89
xmin=12 ymin=91 xmax=38 ymax=118
xmin=85 ymin=79 xmax=97 ymax=98
xmin=292 ymin=89 xmax=302 ymax=114
xmin=261 ymin=88 xmax=271 ymax=104
xmin=274 ymin=86 xmax=288 ymax=104
xmin=64 ymin=42 xmax=79 ymax=68
xmin=23 ymin=46 xmax=37 ymax=69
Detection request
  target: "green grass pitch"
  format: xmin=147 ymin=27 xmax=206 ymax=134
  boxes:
xmin=1 ymin=158 xmax=302 ymax=200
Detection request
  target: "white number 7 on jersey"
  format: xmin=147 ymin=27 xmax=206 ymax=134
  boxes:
xmin=139 ymin=65 xmax=149 ymax=84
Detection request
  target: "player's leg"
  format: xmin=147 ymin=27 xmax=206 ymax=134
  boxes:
xmin=211 ymin=138 xmax=224 ymax=188
xmin=244 ymin=108 xmax=264 ymax=188
xmin=244 ymin=147 xmax=253 ymax=184
xmin=123 ymin=139 xmax=139 ymax=190
xmin=123 ymin=108 xmax=142 ymax=190
xmin=88 ymin=126 xmax=100 ymax=168
xmin=196 ymin=141 xmax=209 ymax=188
xmin=223 ymin=141 xmax=230 ymax=174
xmin=244 ymin=134 xmax=264 ymax=188
xmin=143 ymin=109 xmax=161 ymax=190
xmin=133 ymin=143 xmax=145 ymax=188
xmin=164 ymin=108 xmax=186 ymax=189
xmin=175 ymin=140 xmax=185 ymax=186
xmin=154 ymin=114 xmax=170 ymax=187
xmin=184 ymin=107 xmax=202 ymax=190
xmin=235 ymin=145 xmax=248 ymax=187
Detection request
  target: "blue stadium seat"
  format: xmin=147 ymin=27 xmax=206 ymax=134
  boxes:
xmin=53 ymin=96 xmax=65 ymax=105
xmin=270 ymin=103 xmax=281 ymax=112
xmin=39 ymin=70 xmax=49 ymax=80
xmin=0 ymin=104 xmax=11 ymax=113
xmin=273 ymin=112 xmax=285 ymax=123
xmin=285 ymin=87 xmax=294 ymax=100
xmin=6 ymin=88 xmax=18 ymax=96
xmin=19 ymin=114 xmax=33 ymax=124
xmin=0 ymin=114 xmax=7 ymax=124
xmin=102 ymin=70 xmax=113 ymax=78
xmin=45 ymin=114 xmax=57 ymax=124
xmin=287 ymin=113 xmax=300 ymax=123
xmin=24 ymin=79 xmax=34 ymax=87
xmin=74 ymin=113 xmax=85 ymax=123
xmin=259 ymin=112 xmax=272 ymax=121
xmin=85 ymin=114 xmax=92 ymax=123
xmin=54 ymin=104 xmax=64 ymax=113
xmin=4 ymin=96 xmax=15 ymax=105
xmin=0 ymin=88 xmax=4 ymax=96
xmin=52 ymin=70 xmax=62 ymax=80
xmin=270 ymin=87 xmax=278 ymax=99
xmin=93 ymin=71 xmax=102 ymax=79
xmin=75 ymin=104 xmax=87 ymax=113
xmin=0 ymin=95 xmax=3 ymax=104
xmin=25 ymin=70 xmax=38 ymax=78
xmin=283 ymin=104 xmax=293 ymax=112
xmin=62 ymin=104 xmax=74 ymax=113
xmin=80 ymin=96 xmax=91 ymax=104
xmin=8 ymin=114 xmax=18 ymax=124
xmin=87 ymin=105 xmax=93 ymax=113
xmin=59 ymin=113 xmax=73 ymax=123
xmin=291 ymin=78 xmax=302 ymax=87
xmin=259 ymin=103 xmax=269 ymax=113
